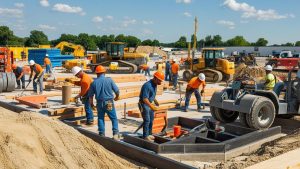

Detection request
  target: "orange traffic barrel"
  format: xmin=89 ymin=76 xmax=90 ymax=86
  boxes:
xmin=173 ymin=125 xmax=181 ymax=137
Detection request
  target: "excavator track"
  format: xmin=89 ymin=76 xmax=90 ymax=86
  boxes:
xmin=90 ymin=60 xmax=138 ymax=74
xmin=199 ymin=69 xmax=223 ymax=83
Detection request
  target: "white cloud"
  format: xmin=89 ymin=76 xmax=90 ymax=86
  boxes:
xmin=122 ymin=18 xmax=136 ymax=27
xmin=38 ymin=24 xmax=56 ymax=30
xmin=142 ymin=29 xmax=154 ymax=35
xmin=176 ymin=0 xmax=192 ymax=4
xmin=106 ymin=15 xmax=114 ymax=20
xmin=40 ymin=0 xmax=49 ymax=7
xmin=92 ymin=16 xmax=103 ymax=23
xmin=183 ymin=12 xmax=192 ymax=17
xmin=14 ymin=3 xmax=24 ymax=8
xmin=223 ymin=0 xmax=293 ymax=21
xmin=240 ymin=20 xmax=249 ymax=24
xmin=217 ymin=20 xmax=235 ymax=29
xmin=142 ymin=20 xmax=154 ymax=25
xmin=53 ymin=3 xmax=85 ymax=16
xmin=0 ymin=8 xmax=23 ymax=18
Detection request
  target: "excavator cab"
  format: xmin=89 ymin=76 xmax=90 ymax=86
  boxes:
xmin=106 ymin=42 xmax=125 ymax=60
xmin=202 ymin=48 xmax=225 ymax=68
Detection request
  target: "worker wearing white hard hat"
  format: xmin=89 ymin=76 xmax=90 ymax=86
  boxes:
xmin=264 ymin=65 xmax=276 ymax=90
xmin=66 ymin=66 xmax=94 ymax=125
xmin=183 ymin=73 xmax=206 ymax=112
xmin=44 ymin=53 xmax=52 ymax=74
xmin=29 ymin=60 xmax=44 ymax=94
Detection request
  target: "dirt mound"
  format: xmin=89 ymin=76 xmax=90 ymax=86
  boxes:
xmin=0 ymin=108 xmax=138 ymax=169
xmin=135 ymin=46 xmax=167 ymax=57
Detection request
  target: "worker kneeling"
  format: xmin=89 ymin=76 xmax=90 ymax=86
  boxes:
xmin=12 ymin=64 xmax=25 ymax=89
xmin=67 ymin=66 xmax=94 ymax=125
xmin=139 ymin=71 xmax=164 ymax=141
xmin=88 ymin=65 xmax=120 ymax=140
xmin=29 ymin=60 xmax=44 ymax=94
xmin=183 ymin=73 xmax=206 ymax=112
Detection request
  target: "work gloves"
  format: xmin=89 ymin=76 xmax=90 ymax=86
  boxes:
xmin=34 ymin=78 xmax=39 ymax=83
xmin=149 ymin=104 xmax=159 ymax=111
xmin=201 ymin=89 xmax=204 ymax=96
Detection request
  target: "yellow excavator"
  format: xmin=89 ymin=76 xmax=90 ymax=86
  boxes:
xmin=55 ymin=41 xmax=85 ymax=58
xmin=182 ymin=17 xmax=235 ymax=83
xmin=89 ymin=42 xmax=148 ymax=73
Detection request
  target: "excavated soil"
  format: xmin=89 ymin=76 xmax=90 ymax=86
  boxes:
xmin=213 ymin=131 xmax=300 ymax=169
xmin=0 ymin=107 xmax=139 ymax=169
xmin=135 ymin=46 xmax=167 ymax=57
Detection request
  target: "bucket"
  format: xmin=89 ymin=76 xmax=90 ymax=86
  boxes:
xmin=173 ymin=125 xmax=181 ymax=137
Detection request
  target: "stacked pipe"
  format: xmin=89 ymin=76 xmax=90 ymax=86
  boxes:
xmin=0 ymin=72 xmax=16 ymax=92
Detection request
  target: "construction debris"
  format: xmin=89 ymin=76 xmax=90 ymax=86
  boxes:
xmin=135 ymin=46 xmax=167 ymax=57
xmin=16 ymin=95 xmax=48 ymax=109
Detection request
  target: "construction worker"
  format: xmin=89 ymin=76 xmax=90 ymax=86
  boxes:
xmin=140 ymin=64 xmax=150 ymax=76
xmin=264 ymin=65 xmax=276 ymax=90
xmin=139 ymin=71 xmax=164 ymax=141
xmin=88 ymin=65 xmax=120 ymax=140
xmin=44 ymin=54 xmax=52 ymax=74
xmin=183 ymin=73 xmax=206 ymax=112
xmin=66 ymin=66 xmax=94 ymax=125
xmin=12 ymin=64 xmax=25 ymax=89
xmin=29 ymin=60 xmax=44 ymax=94
xmin=171 ymin=59 xmax=179 ymax=90
xmin=165 ymin=60 xmax=171 ymax=81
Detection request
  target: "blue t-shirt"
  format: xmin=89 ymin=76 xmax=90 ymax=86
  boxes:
xmin=13 ymin=67 xmax=23 ymax=77
xmin=165 ymin=62 xmax=171 ymax=72
xmin=139 ymin=80 xmax=157 ymax=103
xmin=88 ymin=74 xmax=119 ymax=102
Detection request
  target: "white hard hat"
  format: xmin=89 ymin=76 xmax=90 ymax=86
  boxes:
xmin=72 ymin=66 xmax=82 ymax=75
xmin=198 ymin=73 xmax=205 ymax=81
xmin=297 ymin=70 xmax=300 ymax=78
xmin=265 ymin=65 xmax=273 ymax=71
xmin=29 ymin=60 xmax=35 ymax=66
xmin=45 ymin=53 xmax=49 ymax=57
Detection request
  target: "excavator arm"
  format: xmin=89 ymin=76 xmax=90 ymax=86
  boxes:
xmin=55 ymin=41 xmax=85 ymax=58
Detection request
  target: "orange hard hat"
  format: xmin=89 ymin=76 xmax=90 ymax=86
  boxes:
xmin=153 ymin=71 xmax=165 ymax=81
xmin=95 ymin=65 xmax=106 ymax=73
xmin=12 ymin=64 xmax=17 ymax=69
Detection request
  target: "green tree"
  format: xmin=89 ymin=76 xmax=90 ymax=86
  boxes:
xmin=0 ymin=26 xmax=14 ymax=46
xmin=295 ymin=41 xmax=300 ymax=46
xmin=281 ymin=42 xmax=294 ymax=46
xmin=175 ymin=36 xmax=187 ymax=48
xmin=25 ymin=30 xmax=49 ymax=46
xmin=115 ymin=34 xmax=126 ymax=42
xmin=255 ymin=38 xmax=268 ymax=46
xmin=212 ymin=35 xmax=223 ymax=46
xmin=126 ymin=35 xmax=141 ymax=47
xmin=152 ymin=39 xmax=160 ymax=46
xmin=76 ymin=33 xmax=97 ymax=51
xmin=141 ymin=39 xmax=153 ymax=46
xmin=225 ymin=36 xmax=250 ymax=46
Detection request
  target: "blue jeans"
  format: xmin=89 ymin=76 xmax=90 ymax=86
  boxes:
xmin=184 ymin=88 xmax=202 ymax=110
xmin=172 ymin=74 xmax=178 ymax=88
xmin=144 ymin=68 xmax=150 ymax=76
xmin=16 ymin=75 xmax=25 ymax=88
xmin=96 ymin=100 xmax=119 ymax=135
xmin=45 ymin=64 xmax=51 ymax=73
xmin=83 ymin=98 xmax=94 ymax=122
xmin=165 ymin=71 xmax=170 ymax=81
xmin=33 ymin=74 xmax=44 ymax=93
xmin=141 ymin=103 xmax=154 ymax=138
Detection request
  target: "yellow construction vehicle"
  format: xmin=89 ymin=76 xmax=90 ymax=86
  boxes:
xmin=182 ymin=48 xmax=235 ymax=82
xmin=55 ymin=41 xmax=85 ymax=58
xmin=182 ymin=17 xmax=235 ymax=83
xmin=89 ymin=42 xmax=148 ymax=73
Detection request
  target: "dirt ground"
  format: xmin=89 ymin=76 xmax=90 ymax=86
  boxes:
xmin=212 ymin=131 xmax=300 ymax=169
xmin=0 ymin=107 xmax=140 ymax=169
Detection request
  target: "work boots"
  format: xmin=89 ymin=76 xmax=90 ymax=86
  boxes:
xmin=113 ymin=134 xmax=120 ymax=141
xmin=144 ymin=136 xmax=154 ymax=142
xmin=85 ymin=120 xmax=94 ymax=125
xmin=16 ymin=85 xmax=21 ymax=89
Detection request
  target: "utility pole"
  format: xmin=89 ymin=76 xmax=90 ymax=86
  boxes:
xmin=191 ymin=17 xmax=198 ymax=71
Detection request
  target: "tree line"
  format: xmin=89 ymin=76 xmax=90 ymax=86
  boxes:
xmin=1 ymin=26 xmax=300 ymax=51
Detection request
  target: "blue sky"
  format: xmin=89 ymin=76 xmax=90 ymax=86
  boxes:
xmin=0 ymin=0 xmax=299 ymax=45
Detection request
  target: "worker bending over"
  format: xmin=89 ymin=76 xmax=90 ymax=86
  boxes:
xmin=12 ymin=64 xmax=25 ymax=89
xmin=44 ymin=54 xmax=52 ymax=74
xmin=88 ymin=65 xmax=120 ymax=140
xmin=139 ymin=71 xmax=164 ymax=141
xmin=171 ymin=59 xmax=179 ymax=90
xmin=183 ymin=73 xmax=206 ymax=112
xmin=264 ymin=65 xmax=276 ymax=90
xmin=66 ymin=66 xmax=94 ymax=125
xmin=29 ymin=60 xmax=44 ymax=94
xmin=140 ymin=64 xmax=150 ymax=76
